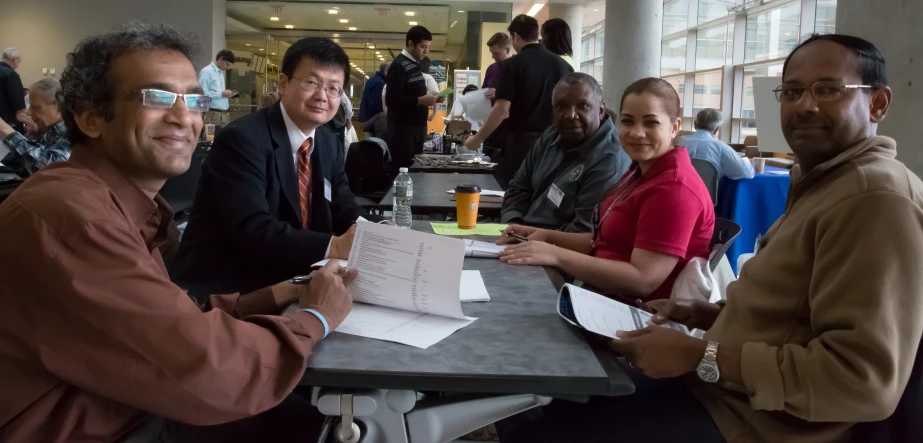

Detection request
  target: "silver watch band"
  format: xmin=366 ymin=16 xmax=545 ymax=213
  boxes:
xmin=704 ymin=341 xmax=719 ymax=362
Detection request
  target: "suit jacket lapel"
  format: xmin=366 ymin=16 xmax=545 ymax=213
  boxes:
xmin=267 ymin=103 xmax=303 ymax=225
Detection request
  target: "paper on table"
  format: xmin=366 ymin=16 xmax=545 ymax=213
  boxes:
xmin=458 ymin=90 xmax=492 ymax=123
xmin=557 ymin=284 xmax=690 ymax=339
xmin=347 ymin=221 xmax=468 ymax=319
xmin=460 ymin=270 xmax=490 ymax=302
xmin=430 ymin=222 xmax=508 ymax=236
xmin=447 ymin=189 xmax=505 ymax=197
xmin=465 ymin=240 xmax=507 ymax=258
xmin=311 ymin=259 xmax=350 ymax=268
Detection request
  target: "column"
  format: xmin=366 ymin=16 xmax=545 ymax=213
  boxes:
xmin=602 ymin=0 xmax=664 ymax=107
xmin=836 ymin=0 xmax=923 ymax=175
xmin=547 ymin=4 xmax=584 ymax=67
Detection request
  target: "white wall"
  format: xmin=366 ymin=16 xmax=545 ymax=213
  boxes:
xmin=837 ymin=0 xmax=923 ymax=176
xmin=0 ymin=0 xmax=227 ymax=86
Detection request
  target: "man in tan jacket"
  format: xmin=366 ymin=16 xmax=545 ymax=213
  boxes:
xmin=501 ymin=34 xmax=923 ymax=443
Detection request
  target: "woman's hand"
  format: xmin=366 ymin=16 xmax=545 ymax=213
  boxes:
xmin=498 ymin=240 xmax=563 ymax=267
xmin=496 ymin=224 xmax=549 ymax=245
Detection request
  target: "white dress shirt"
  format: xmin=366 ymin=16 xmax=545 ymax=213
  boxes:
xmin=401 ymin=49 xmax=417 ymax=63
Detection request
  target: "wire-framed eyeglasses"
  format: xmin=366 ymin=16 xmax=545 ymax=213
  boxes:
xmin=772 ymin=82 xmax=879 ymax=103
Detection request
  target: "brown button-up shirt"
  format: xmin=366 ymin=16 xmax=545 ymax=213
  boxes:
xmin=0 ymin=148 xmax=325 ymax=442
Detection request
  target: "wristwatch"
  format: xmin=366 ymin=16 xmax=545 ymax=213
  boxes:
xmin=696 ymin=341 xmax=720 ymax=383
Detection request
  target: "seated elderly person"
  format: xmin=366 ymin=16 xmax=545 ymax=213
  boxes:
xmin=682 ymin=108 xmax=754 ymax=179
xmin=498 ymin=76 xmax=714 ymax=301
xmin=0 ymin=78 xmax=71 ymax=177
xmin=500 ymin=34 xmax=923 ymax=443
xmin=500 ymin=73 xmax=631 ymax=232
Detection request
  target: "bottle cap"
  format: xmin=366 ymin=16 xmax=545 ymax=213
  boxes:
xmin=399 ymin=167 xmax=409 ymax=173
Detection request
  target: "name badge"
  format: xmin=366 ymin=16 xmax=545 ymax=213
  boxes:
xmin=547 ymin=183 xmax=565 ymax=208
xmin=324 ymin=178 xmax=332 ymax=202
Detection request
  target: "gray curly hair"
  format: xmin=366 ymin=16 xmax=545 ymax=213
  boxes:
xmin=60 ymin=21 xmax=199 ymax=145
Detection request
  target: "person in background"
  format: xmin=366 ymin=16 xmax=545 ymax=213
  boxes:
xmin=464 ymin=14 xmax=573 ymax=185
xmin=0 ymin=78 xmax=71 ymax=177
xmin=358 ymin=61 xmax=389 ymax=122
xmin=497 ymin=77 xmax=714 ymax=303
xmin=501 ymin=73 xmax=630 ymax=233
xmin=448 ymin=84 xmax=481 ymax=132
xmin=682 ymin=108 xmax=755 ymax=179
xmin=481 ymin=32 xmax=513 ymax=159
xmin=541 ymin=18 xmax=577 ymax=71
xmin=173 ymin=37 xmax=370 ymax=298
xmin=419 ymin=57 xmax=440 ymax=121
xmin=385 ymin=25 xmax=442 ymax=171
xmin=500 ymin=33 xmax=923 ymax=443
xmin=198 ymin=49 xmax=235 ymax=127
xmin=0 ymin=22 xmax=355 ymax=443
xmin=0 ymin=48 xmax=26 ymax=133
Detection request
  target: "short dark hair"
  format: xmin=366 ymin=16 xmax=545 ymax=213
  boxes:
xmin=619 ymin=77 xmax=682 ymax=121
xmin=59 ymin=21 xmax=199 ymax=145
xmin=419 ymin=57 xmax=432 ymax=73
xmin=216 ymin=49 xmax=234 ymax=63
xmin=281 ymin=37 xmax=351 ymax=85
xmin=406 ymin=26 xmax=433 ymax=48
xmin=508 ymin=15 xmax=539 ymax=42
xmin=541 ymin=18 xmax=573 ymax=57
xmin=462 ymin=84 xmax=479 ymax=95
xmin=783 ymin=34 xmax=887 ymax=89
xmin=555 ymin=73 xmax=602 ymax=104
xmin=486 ymin=32 xmax=511 ymax=49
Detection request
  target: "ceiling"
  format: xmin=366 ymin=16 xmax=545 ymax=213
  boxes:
xmin=226 ymin=1 xmax=516 ymax=80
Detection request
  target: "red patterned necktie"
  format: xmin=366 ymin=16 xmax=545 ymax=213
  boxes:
xmin=297 ymin=138 xmax=312 ymax=228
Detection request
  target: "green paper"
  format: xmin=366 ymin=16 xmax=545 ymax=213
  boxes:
xmin=437 ymin=87 xmax=455 ymax=97
xmin=431 ymin=222 xmax=507 ymax=236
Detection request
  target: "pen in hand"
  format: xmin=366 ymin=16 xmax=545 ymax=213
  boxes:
xmin=500 ymin=229 xmax=530 ymax=243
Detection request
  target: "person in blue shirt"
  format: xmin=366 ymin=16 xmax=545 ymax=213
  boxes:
xmin=358 ymin=61 xmax=389 ymax=122
xmin=682 ymin=108 xmax=755 ymax=180
xmin=197 ymin=49 xmax=236 ymax=126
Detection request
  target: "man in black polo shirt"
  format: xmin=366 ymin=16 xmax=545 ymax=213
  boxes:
xmin=385 ymin=25 xmax=440 ymax=172
xmin=464 ymin=14 xmax=573 ymax=185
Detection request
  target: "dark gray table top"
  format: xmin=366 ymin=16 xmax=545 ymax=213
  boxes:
xmin=376 ymin=173 xmax=504 ymax=215
xmin=301 ymin=221 xmax=635 ymax=397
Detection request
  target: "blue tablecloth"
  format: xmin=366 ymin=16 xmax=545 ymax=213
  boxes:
xmin=717 ymin=165 xmax=791 ymax=273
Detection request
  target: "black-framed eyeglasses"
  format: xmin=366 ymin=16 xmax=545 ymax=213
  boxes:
xmin=290 ymin=76 xmax=344 ymax=98
xmin=126 ymin=89 xmax=211 ymax=112
xmin=773 ymin=82 xmax=879 ymax=103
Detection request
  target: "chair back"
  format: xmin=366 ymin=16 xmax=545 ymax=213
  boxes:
xmin=345 ymin=139 xmax=393 ymax=197
xmin=691 ymin=158 xmax=719 ymax=205
xmin=743 ymin=135 xmax=758 ymax=147
xmin=853 ymin=338 xmax=923 ymax=442
xmin=708 ymin=218 xmax=741 ymax=272
xmin=159 ymin=141 xmax=211 ymax=213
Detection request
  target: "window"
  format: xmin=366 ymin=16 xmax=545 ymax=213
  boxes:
xmin=815 ymin=0 xmax=838 ymax=35
xmin=746 ymin=86 xmax=754 ymax=97
xmin=695 ymin=23 xmax=732 ymax=71
xmin=693 ymin=71 xmax=723 ymax=115
xmin=744 ymin=1 xmax=802 ymax=63
xmin=739 ymin=120 xmax=758 ymax=143
xmin=698 ymin=0 xmax=731 ymax=25
xmin=663 ymin=75 xmax=686 ymax=115
xmin=663 ymin=0 xmax=690 ymax=36
xmin=581 ymin=22 xmax=605 ymax=84
xmin=661 ymin=37 xmax=687 ymax=76
xmin=596 ymin=30 xmax=605 ymax=57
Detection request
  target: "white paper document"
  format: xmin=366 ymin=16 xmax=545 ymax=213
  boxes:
xmin=460 ymin=270 xmax=490 ymax=302
xmin=311 ymin=259 xmax=349 ymax=268
xmin=556 ymin=284 xmax=690 ymax=339
xmin=447 ymin=189 xmax=505 ymax=197
xmin=465 ymin=240 xmax=507 ymax=258
xmin=458 ymin=90 xmax=492 ymax=124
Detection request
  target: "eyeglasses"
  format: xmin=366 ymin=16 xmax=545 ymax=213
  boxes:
xmin=290 ymin=76 xmax=343 ymax=98
xmin=128 ymin=89 xmax=212 ymax=112
xmin=773 ymin=82 xmax=879 ymax=103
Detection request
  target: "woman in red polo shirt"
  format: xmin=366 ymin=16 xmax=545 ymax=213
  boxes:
xmin=498 ymin=77 xmax=715 ymax=301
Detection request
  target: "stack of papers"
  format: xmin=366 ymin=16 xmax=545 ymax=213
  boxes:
xmin=430 ymin=222 xmax=507 ymax=236
xmin=460 ymin=270 xmax=490 ymax=302
xmin=557 ymin=284 xmax=690 ymax=339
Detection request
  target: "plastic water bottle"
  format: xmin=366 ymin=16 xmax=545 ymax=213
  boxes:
xmin=392 ymin=168 xmax=413 ymax=228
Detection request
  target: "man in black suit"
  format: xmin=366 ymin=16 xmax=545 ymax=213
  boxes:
xmin=172 ymin=38 xmax=365 ymax=296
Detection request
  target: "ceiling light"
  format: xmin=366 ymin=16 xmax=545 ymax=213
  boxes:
xmin=784 ymin=32 xmax=792 ymax=36
xmin=368 ymin=45 xmax=375 ymax=49
xmin=458 ymin=10 xmax=465 ymax=13
xmin=593 ymin=9 xmax=599 ymax=12
xmin=409 ymin=21 xmax=418 ymax=25
xmin=365 ymin=75 xmax=370 ymax=79
xmin=271 ymin=52 xmax=276 ymax=55
xmin=328 ymin=10 xmax=338 ymax=14
xmin=339 ymin=19 xmax=349 ymax=23
xmin=349 ymin=27 xmax=357 ymax=31
xmin=245 ymin=43 xmax=251 ymax=46
xmin=285 ymin=24 xmax=294 ymax=29
xmin=333 ymin=33 xmax=341 ymax=37
xmin=405 ymin=11 xmax=415 ymax=16
xmin=333 ymin=7 xmax=340 ymax=10
xmin=450 ymin=20 xmax=458 ymax=28
xmin=527 ymin=3 xmax=545 ymax=17
xmin=375 ymin=51 xmax=380 ymax=54
xmin=258 ymin=48 xmax=264 ymax=51
xmin=270 ymin=16 xmax=279 ymax=21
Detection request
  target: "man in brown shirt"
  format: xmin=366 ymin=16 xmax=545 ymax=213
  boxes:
xmin=0 ymin=22 xmax=353 ymax=442
xmin=499 ymin=34 xmax=923 ymax=443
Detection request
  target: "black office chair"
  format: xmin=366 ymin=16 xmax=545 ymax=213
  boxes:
xmin=691 ymin=158 xmax=719 ymax=205
xmin=159 ymin=141 xmax=211 ymax=215
xmin=708 ymin=218 xmax=741 ymax=272
xmin=0 ymin=178 xmax=24 ymax=206
xmin=852 ymin=338 xmax=923 ymax=442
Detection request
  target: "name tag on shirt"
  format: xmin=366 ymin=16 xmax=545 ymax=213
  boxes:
xmin=324 ymin=179 xmax=332 ymax=201
xmin=547 ymin=183 xmax=565 ymax=208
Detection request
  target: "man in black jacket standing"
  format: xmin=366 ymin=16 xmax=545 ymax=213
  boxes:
xmin=0 ymin=48 xmax=26 ymax=132
xmin=172 ymin=38 xmax=366 ymax=297
xmin=385 ymin=26 xmax=441 ymax=172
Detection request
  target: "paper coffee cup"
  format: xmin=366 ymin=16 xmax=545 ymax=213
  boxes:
xmin=455 ymin=184 xmax=481 ymax=229
xmin=753 ymin=157 xmax=766 ymax=173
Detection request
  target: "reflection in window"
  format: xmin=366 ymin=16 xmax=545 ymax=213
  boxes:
xmin=663 ymin=75 xmax=686 ymax=114
xmin=693 ymin=71 xmax=723 ymax=116
xmin=698 ymin=0 xmax=731 ymax=24
xmin=663 ymin=0 xmax=689 ymax=36
xmin=695 ymin=24 xmax=732 ymax=71
xmin=815 ymin=0 xmax=837 ymax=35
xmin=661 ymin=37 xmax=687 ymax=76
xmin=744 ymin=1 xmax=802 ymax=63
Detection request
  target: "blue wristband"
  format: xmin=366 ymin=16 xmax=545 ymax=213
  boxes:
xmin=300 ymin=309 xmax=329 ymax=338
